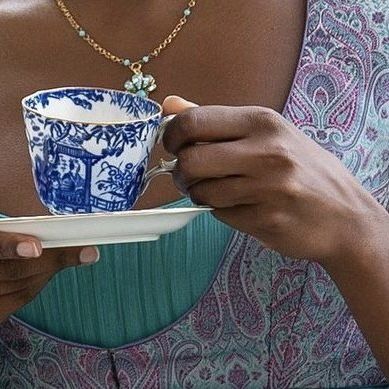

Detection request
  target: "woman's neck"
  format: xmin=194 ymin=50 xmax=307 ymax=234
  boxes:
xmin=65 ymin=0 xmax=186 ymax=19
xmin=63 ymin=0 xmax=191 ymax=43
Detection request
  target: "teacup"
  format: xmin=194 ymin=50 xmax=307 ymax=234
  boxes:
xmin=22 ymin=87 xmax=175 ymax=214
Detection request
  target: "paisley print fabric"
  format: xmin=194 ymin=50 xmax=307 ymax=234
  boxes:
xmin=1 ymin=0 xmax=388 ymax=387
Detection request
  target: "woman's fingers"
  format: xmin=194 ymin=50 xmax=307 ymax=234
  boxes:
xmin=174 ymin=142 xmax=250 ymax=190
xmin=163 ymin=106 xmax=252 ymax=155
xmin=187 ymin=176 xmax=260 ymax=208
xmin=0 ymin=231 xmax=42 ymax=259
xmin=0 ymin=241 xmax=99 ymax=321
xmin=0 ymin=273 xmax=53 ymax=318
xmin=213 ymin=203 xmax=297 ymax=249
xmin=45 ymin=246 xmax=100 ymax=270
xmin=171 ymin=138 xmax=296 ymax=194
xmin=0 ymin=246 xmax=100 ymax=281
xmin=0 ymin=271 xmax=53 ymax=296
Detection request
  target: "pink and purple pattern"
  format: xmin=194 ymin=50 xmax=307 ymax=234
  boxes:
xmin=1 ymin=0 xmax=388 ymax=387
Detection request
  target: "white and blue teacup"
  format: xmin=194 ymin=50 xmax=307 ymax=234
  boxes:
xmin=22 ymin=87 xmax=175 ymax=214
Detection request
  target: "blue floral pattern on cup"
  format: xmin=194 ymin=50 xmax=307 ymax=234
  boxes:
xmin=22 ymin=87 xmax=162 ymax=214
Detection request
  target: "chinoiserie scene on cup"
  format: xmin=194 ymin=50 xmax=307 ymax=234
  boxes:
xmin=0 ymin=1 xmax=388 ymax=388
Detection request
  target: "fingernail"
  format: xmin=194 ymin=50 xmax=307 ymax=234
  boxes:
xmin=163 ymin=96 xmax=198 ymax=107
xmin=79 ymin=247 xmax=100 ymax=264
xmin=163 ymin=95 xmax=181 ymax=103
xmin=166 ymin=96 xmax=190 ymax=103
xmin=16 ymin=241 xmax=41 ymax=258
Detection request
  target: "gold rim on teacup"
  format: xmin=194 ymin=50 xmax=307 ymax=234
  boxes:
xmin=21 ymin=86 xmax=163 ymax=126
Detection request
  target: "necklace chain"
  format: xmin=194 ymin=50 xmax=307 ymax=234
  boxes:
xmin=55 ymin=0 xmax=197 ymax=74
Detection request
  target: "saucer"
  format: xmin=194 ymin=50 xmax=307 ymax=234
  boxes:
xmin=0 ymin=207 xmax=212 ymax=248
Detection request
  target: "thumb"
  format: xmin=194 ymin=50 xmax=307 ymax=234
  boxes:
xmin=162 ymin=95 xmax=198 ymax=115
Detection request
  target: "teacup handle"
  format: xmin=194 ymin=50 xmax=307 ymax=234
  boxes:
xmin=140 ymin=158 xmax=178 ymax=195
xmin=140 ymin=115 xmax=177 ymax=195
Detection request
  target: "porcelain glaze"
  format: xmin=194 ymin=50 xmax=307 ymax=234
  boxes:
xmin=22 ymin=87 xmax=163 ymax=214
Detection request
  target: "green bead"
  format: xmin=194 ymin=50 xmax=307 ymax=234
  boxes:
xmin=124 ymin=80 xmax=133 ymax=90
xmin=136 ymin=90 xmax=147 ymax=98
xmin=142 ymin=56 xmax=150 ymax=63
xmin=184 ymin=8 xmax=191 ymax=16
xmin=123 ymin=59 xmax=131 ymax=66
xmin=78 ymin=30 xmax=86 ymax=37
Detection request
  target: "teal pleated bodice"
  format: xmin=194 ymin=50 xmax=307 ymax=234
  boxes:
xmin=13 ymin=198 xmax=233 ymax=348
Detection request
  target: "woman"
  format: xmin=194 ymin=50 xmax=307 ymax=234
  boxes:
xmin=0 ymin=0 xmax=388 ymax=387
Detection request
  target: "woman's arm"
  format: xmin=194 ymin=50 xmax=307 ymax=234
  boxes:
xmin=324 ymin=206 xmax=389 ymax=377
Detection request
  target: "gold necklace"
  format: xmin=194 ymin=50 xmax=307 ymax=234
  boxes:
xmin=55 ymin=0 xmax=197 ymax=97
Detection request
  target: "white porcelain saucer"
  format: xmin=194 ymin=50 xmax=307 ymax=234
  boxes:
xmin=0 ymin=207 xmax=212 ymax=248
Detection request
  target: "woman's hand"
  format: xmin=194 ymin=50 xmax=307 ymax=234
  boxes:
xmin=163 ymin=96 xmax=388 ymax=264
xmin=0 ymin=232 xmax=99 ymax=322
xmin=163 ymin=96 xmax=389 ymax=377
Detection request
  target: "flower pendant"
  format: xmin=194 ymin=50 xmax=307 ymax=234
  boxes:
xmin=124 ymin=72 xmax=157 ymax=98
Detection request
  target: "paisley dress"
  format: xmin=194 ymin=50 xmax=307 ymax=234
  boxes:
xmin=1 ymin=0 xmax=388 ymax=387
